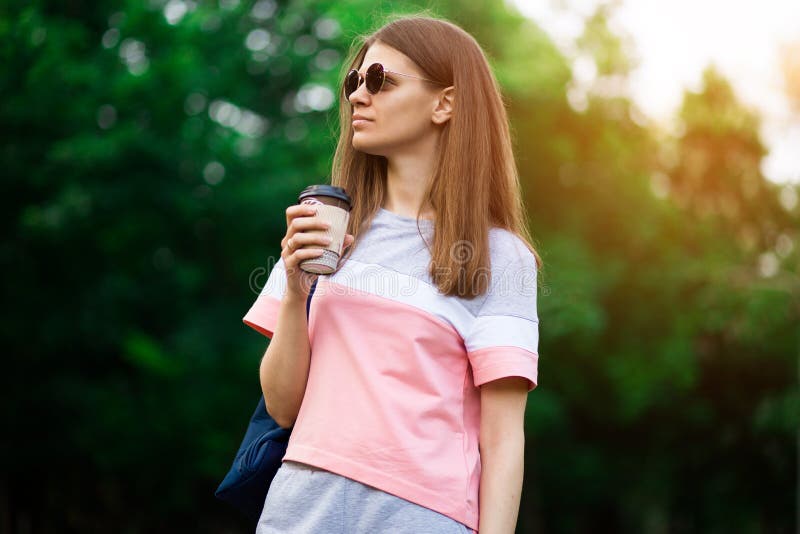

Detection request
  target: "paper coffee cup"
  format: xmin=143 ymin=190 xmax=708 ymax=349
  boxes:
xmin=297 ymin=184 xmax=352 ymax=275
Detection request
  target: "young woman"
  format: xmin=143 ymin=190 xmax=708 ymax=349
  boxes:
xmin=243 ymin=15 xmax=543 ymax=534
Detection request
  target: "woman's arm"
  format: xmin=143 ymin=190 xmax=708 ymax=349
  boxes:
xmin=259 ymin=205 xmax=352 ymax=429
xmin=259 ymin=293 xmax=312 ymax=429
xmin=478 ymin=376 xmax=530 ymax=534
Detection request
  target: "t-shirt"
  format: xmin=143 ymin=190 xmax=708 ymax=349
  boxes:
xmin=242 ymin=207 xmax=540 ymax=533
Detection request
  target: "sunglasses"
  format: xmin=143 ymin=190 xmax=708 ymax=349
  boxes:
xmin=343 ymin=62 xmax=440 ymax=99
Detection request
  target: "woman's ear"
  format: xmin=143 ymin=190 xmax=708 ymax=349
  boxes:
xmin=431 ymin=86 xmax=454 ymax=125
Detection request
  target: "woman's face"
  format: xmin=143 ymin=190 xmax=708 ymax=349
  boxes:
xmin=347 ymin=42 xmax=445 ymax=156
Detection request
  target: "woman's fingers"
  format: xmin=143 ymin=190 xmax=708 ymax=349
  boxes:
xmin=290 ymin=215 xmax=330 ymax=234
xmin=282 ymin=205 xmax=330 ymax=250
xmin=288 ymin=231 xmax=332 ymax=250
xmin=282 ymin=204 xmax=331 ymax=298
xmin=282 ymin=227 xmax=330 ymax=265
xmin=282 ymin=240 xmax=325 ymax=267
xmin=282 ymin=205 xmax=317 ymax=243
xmin=285 ymin=204 xmax=317 ymax=227
xmin=291 ymin=246 xmax=325 ymax=260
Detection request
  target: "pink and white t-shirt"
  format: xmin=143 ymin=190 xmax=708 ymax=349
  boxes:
xmin=243 ymin=207 xmax=540 ymax=532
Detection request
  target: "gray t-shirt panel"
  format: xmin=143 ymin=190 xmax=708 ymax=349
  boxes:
xmin=344 ymin=208 xmax=538 ymax=323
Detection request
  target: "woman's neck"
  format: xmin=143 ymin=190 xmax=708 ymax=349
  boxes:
xmin=383 ymin=145 xmax=437 ymax=220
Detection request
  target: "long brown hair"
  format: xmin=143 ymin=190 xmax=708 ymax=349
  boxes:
xmin=331 ymin=14 xmax=543 ymax=299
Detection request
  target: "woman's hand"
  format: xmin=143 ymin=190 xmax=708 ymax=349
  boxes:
xmin=281 ymin=204 xmax=354 ymax=300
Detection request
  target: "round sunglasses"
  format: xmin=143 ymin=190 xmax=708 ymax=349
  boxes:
xmin=343 ymin=62 xmax=441 ymax=99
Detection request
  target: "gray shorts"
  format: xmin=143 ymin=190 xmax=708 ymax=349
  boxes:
xmin=256 ymin=460 xmax=473 ymax=534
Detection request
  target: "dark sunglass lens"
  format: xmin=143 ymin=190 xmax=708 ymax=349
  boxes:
xmin=343 ymin=70 xmax=357 ymax=97
xmin=365 ymin=63 xmax=384 ymax=94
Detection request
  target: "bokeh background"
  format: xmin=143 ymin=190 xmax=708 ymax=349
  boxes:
xmin=2 ymin=0 xmax=799 ymax=532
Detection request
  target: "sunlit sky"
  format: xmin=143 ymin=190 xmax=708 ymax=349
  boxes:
xmin=511 ymin=0 xmax=800 ymax=184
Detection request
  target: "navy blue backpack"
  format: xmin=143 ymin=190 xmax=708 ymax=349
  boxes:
xmin=215 ymin=279 xmax=317 ymax=521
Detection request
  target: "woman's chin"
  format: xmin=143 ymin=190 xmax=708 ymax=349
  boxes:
xmin=351 ymin=137 xmax=385 ymax=156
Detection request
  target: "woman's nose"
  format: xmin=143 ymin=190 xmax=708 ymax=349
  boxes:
xmin=348 ymin=79 xmax=371 ymax=106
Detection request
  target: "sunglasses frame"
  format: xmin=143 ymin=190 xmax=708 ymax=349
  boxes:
xmin=343 ymin=62 xmax=441 ymax=99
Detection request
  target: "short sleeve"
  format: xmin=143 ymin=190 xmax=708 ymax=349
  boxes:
xmin=464 ymin=243 xmax=539 ymax=392
xmin=242 ymin=257 xmax=288 ymax=339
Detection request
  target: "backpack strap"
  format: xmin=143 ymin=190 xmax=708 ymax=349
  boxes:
xmin=305 ymin=278 xmax=318 ymax=319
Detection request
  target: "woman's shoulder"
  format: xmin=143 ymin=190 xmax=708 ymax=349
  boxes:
xmin=487 ymin=227 xmax=537 ymax=271
xmin=473 ymin=227 xmax=539 ymax=313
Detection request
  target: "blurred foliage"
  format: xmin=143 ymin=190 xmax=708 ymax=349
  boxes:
xmin=781 ymin=40 xmax=800 ymax=113
xmin=1 ymin=0 xmax=798 ymax=532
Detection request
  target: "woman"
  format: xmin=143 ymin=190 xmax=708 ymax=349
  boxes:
xmin=243 ymin=14 xmax=543 ymax=534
